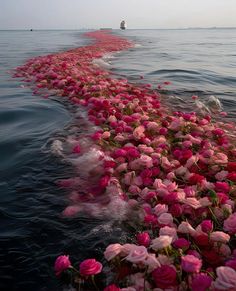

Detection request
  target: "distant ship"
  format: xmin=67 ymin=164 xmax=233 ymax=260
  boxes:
xmin=120 ymin=20 xmax=127 ymax=30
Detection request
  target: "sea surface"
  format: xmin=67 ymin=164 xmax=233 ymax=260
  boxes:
xmin=0 ymin=28 xmax=236 ymax=290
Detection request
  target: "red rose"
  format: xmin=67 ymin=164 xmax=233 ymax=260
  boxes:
xmin=152 ymin=265 xmax=177 ymax=289
xmin=227 ymin=172 xmax=236 ymax=182
xmin=226 ymin=162 xmax=236 ymax=172
xmin=188 ymin=174 xmax=205 ymax=185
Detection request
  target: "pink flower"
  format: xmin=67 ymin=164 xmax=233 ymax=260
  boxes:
xmin=79 ymin=258 xmax=102 ymax=276
xmin=125 ymin=245 xmax=148 ymax=264
xmin=102 ymin=131 xmax=111 ymax=139
xmin=144 ymin=253 xmax=161 ymax=272
xmin=191 ymin=273 xmax=213 ymax=291
xmin=153 ymin=204 xmax=168 ymax=216
xmin=136 ymin=232 xmax=151 ymax=247
xmin=54 ymin=255 xmax=71 ymax=276
xmin=133 ymin=125 xmax=145 ymax=139
xmin=181 ymin=255 xmax=202 ymax=273
xmin=104 ymin=244 xmax=123 ymax=261
xmin=224 ymin=213 xmax=236 ymax=234
xmin=152 ymin=265 xmax=177 ymax=288
xmin=213 ymin=266 xmax=236 ymax=290
xmin=137 ymin=154 xmax=153 ymax=168
xmin=151 ymin=235 xmax=173 ymax=251
xmin=157 ymin=213 xmax=173 ymax=226
xmin=210 ymin=231 xmax=230 ymax=244
xmin=159 ymin=226 xmax=178 ymax=241
xmin=177 ymin=221 xmax=196 ymax=236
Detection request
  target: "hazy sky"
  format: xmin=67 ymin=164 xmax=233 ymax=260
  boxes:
xmin=0 ymin=0 xmax=236 ymax=30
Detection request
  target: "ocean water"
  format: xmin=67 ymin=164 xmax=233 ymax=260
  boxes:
xmin=0 ymin=29 xmax=236 ymax=290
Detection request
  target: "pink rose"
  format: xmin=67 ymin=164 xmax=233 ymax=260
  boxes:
xmin=136 ymin=232 xmax=151 ymax=247
xmin=157 ymin=213 xmax=173 ymax=226
xmin=213 ymin=266 xmax=236 ymax=290
xmin=133 ymin=125 xmax=145 ymax=139
xmin=159 ymin=226 xmax=178 ymax=241
xmin=210 ymin=231 xmax=230 ymax=244
xmin=181 ymin=255 xmax=202 ymax=273
xmin=125 ymin=245 xmax=148 ymax=264
xmin=177 ymin=221 xmax=196 ymax=236
xmin=102 ymin=131 xmax=111 ymax=139
xmin=54 ymin=255 xmax=71 ymax=276
xmin=191 ymin=273 xmax=213 ymax=291
xmin=152 ymin=265 xmax=177 ymax=288
xmin=153 ymin=204 xmax=168 ymax=217
xmin=79 ymin=258 xmax=102 ymax=276
xmin=224 ymin=213 xmax=236 ymax=234
xmin=144 ymin=253 xmax=161 ymax=272
xmin=104 ymin=243 xmax=123 ymax=261
xmin=151 ymin=235 xmax=173 ymax=251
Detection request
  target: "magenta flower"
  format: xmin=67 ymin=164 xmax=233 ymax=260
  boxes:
xmin=173 ymin=238 xmax=190 ymax=249
xmin=136 ymin=232 xmax=150 ymax=247
xmin=200 ymin=220 xmax=213 ymax=233
xmin=191 ymin=273 xmax=213 ymax=291
xmin=152 ymin=265 xmax=177 ymax=288
xmin=79 ymin=258 xmax=102 ymax=276
xmin=54 ymin=255 xmax=71 ymax=276
xmin=224 ymin=212 xmax=236 ymax=234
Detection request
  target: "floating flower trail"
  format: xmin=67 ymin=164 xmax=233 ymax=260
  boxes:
xmin=15 ymin=31 xmax=236 ymax=290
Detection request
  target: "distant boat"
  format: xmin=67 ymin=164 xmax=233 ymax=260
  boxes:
xmin=120 ymin=20 xmax=127 ymax=30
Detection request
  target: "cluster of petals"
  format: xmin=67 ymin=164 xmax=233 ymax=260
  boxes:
xmin=15 ymin=30 xmax=236 ymax=290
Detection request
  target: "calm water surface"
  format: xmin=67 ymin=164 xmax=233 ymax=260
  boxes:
xmin=0 ymin=29 xmax=236 ymax=290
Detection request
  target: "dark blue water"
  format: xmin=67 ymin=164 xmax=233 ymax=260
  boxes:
xmin=0 ymin=29 xmax=236 ymax=290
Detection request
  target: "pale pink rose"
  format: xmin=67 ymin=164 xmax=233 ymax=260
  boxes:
xmin=177 ymin=222 xmax=196 ymax=236
xmin=133 ymin=125 xmax=145 ymax=140
xmin=108 ymin=115 xmax=117 ymax=123
xmin=185 ymin=155 xmax=199 ymax=168
xmin=121 ymin=244 xmax=136 ymax=256
xmin=210 ymin=152 xmax=228 ymax=165
xmin=213 ymin=266 xmax=236 ymax=290
xmin=133 ymin=176 xmax=143 ymax=186
xmin=123 ymin=171 xmax=135 ymax=185
xmin=182 ymin=198 xmax=202 ymax=209
xmin=159 ymin=226 xmax=178 ymax=241
xmin=166 ymin=172 xmax=176 ymax=180
xmin=210 ymin=231 xmax=230 ymax=244
xmin=152 ymin=136 xmax=167 ymax=146
xmin=224 ymin=212 xmax=236 ymax=234
xmin=104 ymin=243 xmax=123 ymax=261
xmin=144 ymin=253 xmax=161 ymax=272
xmin=158 ymin=213 xmax=173 ymax=226
xmin=215 ymin=170 xmax=228 ymax=181
xmin=151 ymin=235 xmax=173 ymax=251
xmin=147 ymin=121 xmax=159 ymax=131
xmin=138 ymin=144 xmax=154 ymax=154
xmin=102 ymin=131 xmax=111 ymax=139
xmin=153 ymin=204 xmax=168 ymax=217
xmin=114 ymin=134 xmax=126 ymax=142
xmin=199 ymin=197 xmax=212 ymax=207
xmin=175 ymin=166 xmax=189 ymax=176
xmin=125 ymin=245 xmax=149 ymax=264
xmin=138 ymin=155 xmax=153 ymax=168
xmin=130 ymin=272 xmax=151 ymax=290
xmin=116 ymin=163 xmax=128 ymax=173
xmin=161 ymin=156 xmax=172 ymax=170
xmin=184 ymin=186 xmax=197 ymax=197
xmin=222 ymin=203 xmax=233 ymax=214
xmin=169 ymin=117 xmax=184 ymax=131
xmin=157 ymin=254 xmax=174 ymax=265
